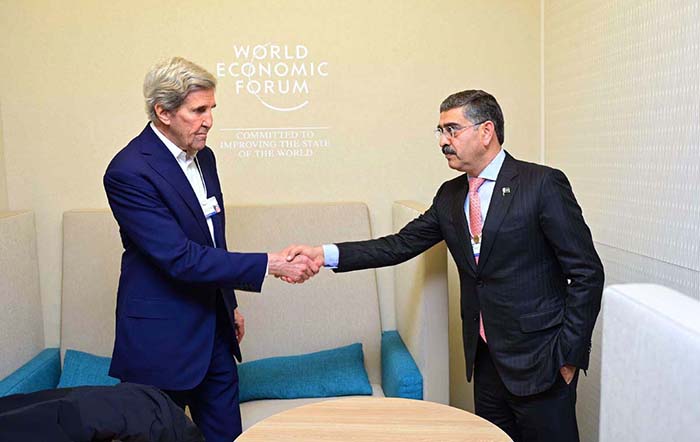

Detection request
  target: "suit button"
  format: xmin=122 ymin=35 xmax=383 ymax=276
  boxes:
xmin=473 ymin=315 xmax=479 ymax=322
xmin=476 ymin=279 xmax=484 ymax=288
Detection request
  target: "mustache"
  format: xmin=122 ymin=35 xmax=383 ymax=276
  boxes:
xmin=441 ymin=145 xmax=456 ymax=155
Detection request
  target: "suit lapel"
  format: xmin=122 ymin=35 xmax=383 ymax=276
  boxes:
xmin=478 ymin=153 xmax=519 ymax=267
xmin=451 ymin=174 xmax=478 ymax=273
xmin=197 ymin=153 xmax=226 ymax=249
xmin=139 ymin=126 xmax=214 ymax=246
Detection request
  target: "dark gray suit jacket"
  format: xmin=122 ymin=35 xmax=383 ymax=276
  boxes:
xmin=335 ymin=152 xmax=604 ymax=396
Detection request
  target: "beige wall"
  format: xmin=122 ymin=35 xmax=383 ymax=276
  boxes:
xmin=544 ymin=1 xmax=700 ymax=441
xmin=4 ymin=0 xmax=696 ymax=429
xmin=0 ymin=0 xmax=541 ymax=348
xmin=0 ymin=102 xmax=7 ymax=211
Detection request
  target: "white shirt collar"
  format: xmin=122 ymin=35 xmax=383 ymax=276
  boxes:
xmin=470 ymin=148 xmax=506 ymax=182
xmin=149 ymin=122 xmax=194 ymax=164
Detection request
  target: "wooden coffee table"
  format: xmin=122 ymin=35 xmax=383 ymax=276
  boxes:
xmin=237 ymin=397 xmax=512 ymax=441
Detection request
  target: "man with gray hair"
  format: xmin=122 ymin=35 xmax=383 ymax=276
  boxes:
xmin=104 ymin=57 xmax=318 ymax=441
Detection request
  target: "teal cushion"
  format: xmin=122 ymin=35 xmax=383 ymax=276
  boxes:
xmin=381 ymin=330 xmax=422 ymax=399
xmin=57 ymin=349 xmax=120 ymax=388
xmin=238 ymin=343 xmax=372 ymax=402
xmin=0 ymin=348 xmax=61 ymax=397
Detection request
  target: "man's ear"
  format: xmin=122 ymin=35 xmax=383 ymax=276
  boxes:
xmin=480 ymin=120 xmax=495 ymax=146
xmin=154 ymin=104 xmax=171 ymax=126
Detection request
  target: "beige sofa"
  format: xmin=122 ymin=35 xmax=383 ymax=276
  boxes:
xmin=0 ymin=211 xmax=45 ymax=382
xmin=60 ymin=202 xmax=449 ymax=430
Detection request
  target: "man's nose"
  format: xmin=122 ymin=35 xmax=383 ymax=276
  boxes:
xmin=202 ymin=111 xmax=213 ymax=128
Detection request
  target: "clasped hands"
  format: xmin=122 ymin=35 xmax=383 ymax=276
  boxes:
xmin=267 ymin=245 xmax=324 ymax=284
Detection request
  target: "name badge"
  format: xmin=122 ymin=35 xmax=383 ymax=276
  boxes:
xmin=202 ymin=196 xmax=221 ymax=219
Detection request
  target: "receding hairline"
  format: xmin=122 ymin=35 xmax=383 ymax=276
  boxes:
xmin=143 ymin=57 xmax=217 ymax=122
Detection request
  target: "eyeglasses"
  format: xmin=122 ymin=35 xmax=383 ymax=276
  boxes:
xmin=434 ymin=121 xmax=487 ymax=140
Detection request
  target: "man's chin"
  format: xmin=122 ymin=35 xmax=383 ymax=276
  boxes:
xmin=185 ymin=143 xmax=207 ymax=157
xmin=446 ymin=157 xmax=466 ymax=172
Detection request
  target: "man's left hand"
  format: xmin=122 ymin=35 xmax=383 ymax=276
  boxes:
xmin=234 ymin=308 xmax=245 ymax=343
xmin=560 ymin=364 xmax=576 ymax=384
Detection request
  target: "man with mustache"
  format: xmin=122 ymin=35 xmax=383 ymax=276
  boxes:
xmin=286 ymin=90 xmax=604 ymax=442
xmin=103 ymin=57 xmax=318 ymax=441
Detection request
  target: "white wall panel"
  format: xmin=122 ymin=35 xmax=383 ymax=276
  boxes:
xmin=545 ymin=1 xmax=700 ymax=441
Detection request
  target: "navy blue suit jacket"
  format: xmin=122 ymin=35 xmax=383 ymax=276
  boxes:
xmin=334 ymin=152 xmax=604 ymax=396
xmin=104 ymin=125 xmax=267 ymax=390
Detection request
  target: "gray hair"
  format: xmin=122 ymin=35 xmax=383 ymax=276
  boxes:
xmin=143 ymin=57 xmax=217 ymax=123
xmin=440 ymin=90 xmax=505 ymax=145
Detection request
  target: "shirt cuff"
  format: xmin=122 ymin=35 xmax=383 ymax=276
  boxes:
xmin=322 ymin=244 xmax=339 ymax=268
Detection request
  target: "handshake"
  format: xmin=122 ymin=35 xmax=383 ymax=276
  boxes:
xmin=267 ymin=245 xmax=325 ymax=284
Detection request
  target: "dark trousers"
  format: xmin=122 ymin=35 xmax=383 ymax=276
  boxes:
xmin=474 ymin=339 xmax=580 ymax=442
xmin=164 ymin=300 xmax=242 ymax=442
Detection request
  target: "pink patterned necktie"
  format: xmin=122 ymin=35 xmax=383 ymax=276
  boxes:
xmin=468 ymin=177 xmax=488 ymax=342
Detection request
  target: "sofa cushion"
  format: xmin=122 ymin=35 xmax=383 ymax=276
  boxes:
xmin=57 ymin=350 xmax=119 ymax=388
xmin=0 ymin=348 xmax=61 ymax=397
xmin=238 ymin=343 xmax=372 ymax=403
xmin=241 ymin=384 xmax=384 ymax=431
xmin=381 ymin=331 xmax=423 ymax=399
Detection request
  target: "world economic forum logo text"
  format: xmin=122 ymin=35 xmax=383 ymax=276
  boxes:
xmin=216 ymin=43 xmax=329 ymax=112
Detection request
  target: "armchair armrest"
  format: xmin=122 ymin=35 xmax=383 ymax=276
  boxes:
xmin=392 ymin=201 xmax=449 ymax=404
xmin=381 ymin=331 xmax=422 ymax=399
xmin=0 ymin=348 xmax=61 ymax=397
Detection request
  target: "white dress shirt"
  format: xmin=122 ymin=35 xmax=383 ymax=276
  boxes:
xmin=465 ymin=148 xmax=506 ymax=233
xmin=150 ymin=123 xmax=216 ymax=247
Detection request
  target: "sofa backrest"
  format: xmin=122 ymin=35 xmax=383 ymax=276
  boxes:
xmin=226 ymin=203 xmax=382 ymax=384
xmin=599 ymin=283 xmax=700 ymax=442
xmin=61 ymin=210 xmax=121 ymax=357
xmin=0 ymin=211 xmax=44 ymax=378
xmin=61 ymin=203 xmax=382 ymax=383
